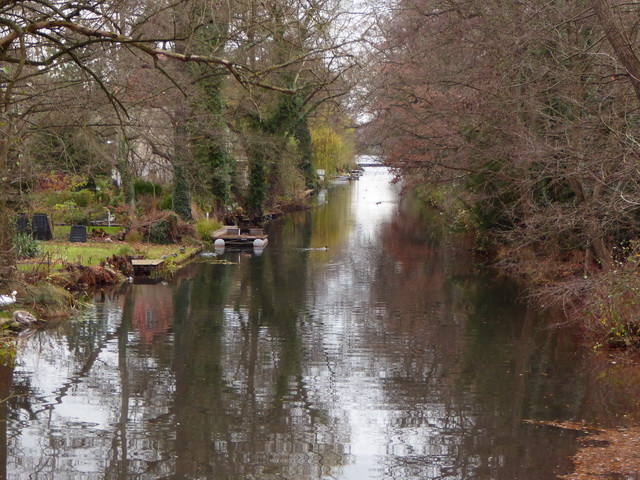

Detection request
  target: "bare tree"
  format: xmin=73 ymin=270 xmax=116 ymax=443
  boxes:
xmin=0 ymin=0 xmax=359 ymax=267
xmin=365 ymin=0 xmax=640 ymax=280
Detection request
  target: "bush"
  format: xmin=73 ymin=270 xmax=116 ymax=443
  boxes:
xmin=63 ymin=208 xmax=90 ymax=225
xmin=134 ymin=179 xmax=164 ymax=198
xmin=195 ymin=218 xmax=222 ymax=242
xmin=13 ymin=233 xmax=41 ymax=258
xmin=29 ymin=282 xmax=75 ymax=316
xmin=125 ymin=229 xmax=143 ymax=244
xmin=71 ymin=189 xmax=95 ymax=208
xmin=116 ymin=245 xmax=133 ymax=256
xmin=160 ymin=194 xmax=173 ymax=211
xmin=44 ymin=191 xmax=72 ymax=207
xmin=148 ymin=219 xmax=169 ymax=244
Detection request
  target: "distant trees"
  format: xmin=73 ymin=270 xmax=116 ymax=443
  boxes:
xmin=366 ymin=0 xmax=640 ymax=277
xmin=0 ymin=0 xmax=360 ymax=267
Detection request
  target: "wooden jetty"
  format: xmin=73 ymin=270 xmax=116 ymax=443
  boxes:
xmin=131 ymin=258 xmax=165 ymax=276
xmin=212 ymin=226 xmax=268 ymax=248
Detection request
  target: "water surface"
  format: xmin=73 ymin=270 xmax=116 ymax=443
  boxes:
xmin=2 ymin=167 xmax=593 ymax=479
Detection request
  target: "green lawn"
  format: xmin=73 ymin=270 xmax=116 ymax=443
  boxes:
xmin=18 ymin=240 xmax=199 ymax=272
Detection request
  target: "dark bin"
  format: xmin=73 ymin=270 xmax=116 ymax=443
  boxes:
xmin=15 ymin=213 xmax=30 ymax=234
xmin=31 ymin=213 xmax=53 ymax=241
xmin=69 ymin=225 xmax=87 ymax=243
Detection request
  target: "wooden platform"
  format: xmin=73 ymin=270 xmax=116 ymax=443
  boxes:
xmin=131 ymin=259 xmax=165 ymax=267
xmin=212 ymin=227 xmax=269 ymax=247
xmin=131 ymin=259 xmax=165 ymax=277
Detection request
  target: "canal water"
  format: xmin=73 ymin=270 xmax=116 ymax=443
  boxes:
xmin=1 ymin=167 xmax=596 ymax=479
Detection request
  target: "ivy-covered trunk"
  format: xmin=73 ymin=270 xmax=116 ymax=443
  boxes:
xmin=293 ymin=115 xmax=315 ymax=189
xmin=193 ymin=72 xmax=234 ymax=217
xmin=172 ymin=111 xmax=192 ymax=221
xmin=247 ymin=142 xmax=269 ymax=220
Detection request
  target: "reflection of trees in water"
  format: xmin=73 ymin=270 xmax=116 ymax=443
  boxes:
xmin=5 ymin=289 xmax=178 ymax=479
xmin=3 ymin=244 xmax=352 ymax=479
xmin=362 ymin=201 xmax=582 ymax=479
xmin=169 ymin=212 xmax=351 ymax=478
xmin=0 ymin=363 xmax=12 ymax=479
xmin=2 ymin=175 xmax=596 ymax=479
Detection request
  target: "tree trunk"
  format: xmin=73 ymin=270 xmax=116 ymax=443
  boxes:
xmin=591 ymin=0 xmax=640 ymax=101
xmin=0 ymin=118 xmax=14 ymax=271
xmin=117 ymin=130 xmax=135 ymax=212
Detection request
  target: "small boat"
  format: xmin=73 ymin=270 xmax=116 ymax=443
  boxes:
xmin=212 ymin=226 xmax=268 ymax=248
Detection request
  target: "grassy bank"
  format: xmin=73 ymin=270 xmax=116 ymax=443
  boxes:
xmin=18 ymin=240 xmax=198 ymax=272
xmin=0 ymin=236 xmax=201 ymax=363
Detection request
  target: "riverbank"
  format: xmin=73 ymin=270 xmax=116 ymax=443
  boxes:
xmin=491 ymin=242 xmax=640 ymax=353
xmin=0 ymin=239 xmax=200 ymax=339
xmin=1 ymin=197 xmax=313 ymax=334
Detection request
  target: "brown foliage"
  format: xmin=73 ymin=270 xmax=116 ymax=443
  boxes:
xmin=61 ymin=264 xmax=122 ymax=290
xmin=127 ymin=211 xmax=195 ymax=244
xmin=365 ymin=0 xmax=640 ymax=272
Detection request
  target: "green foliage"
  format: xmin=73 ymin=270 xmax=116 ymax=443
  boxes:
xmin=29 ymin=282 xmax=74 ymax=313
xmin=148 ymin=219 xmax=170 ymax=244
xmin=44 ymin=191 xmax=72 ymax=207
xmin=465 ymin=158 xmax=517 ymax=232
xmin=415 ymin=185 xmax=474 ymax=235
xmin=311 ymin=125 xmax=355 ymax=177
xmin=242 ymin=90 xmax=317 ymax=213
xmin=191 ymin=70 xmax=236 ymax=209
xmin=247 ymin=146 xmax=269 ymax=216
xmin=172 ymin=163 xmax=192 ymax=221
xmin=110 ymin=192 xmax=125 ymax=207
xmin=70 ymin=189 xmax=95 ymax=208
xmin=116 ymin=245 xmax=133 ymax=256
xmin=92 ymin=175 xmax=118 ymax=205
xmin=274 ymin=140 xmax=307 ymax=206
xmin=160 ymin=194 xmax=173 ymax=211
xmin=54 ymin=200 xmax=86 ymax=225
xmin=0 ymin=340 xmax=16 ymax=366
xmin=195 ymin=218 xmax=222 ymax=242
xmin=294 ymin=116 xmax=315 ymax=189
xmin=13 ymin=233 xmax=41 ymax=258
xmin=134 ymin=179 xmax=164 ymax=198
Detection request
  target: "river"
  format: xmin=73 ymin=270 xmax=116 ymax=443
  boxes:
xmin=0 ymin=166 xmax=606 ymax=479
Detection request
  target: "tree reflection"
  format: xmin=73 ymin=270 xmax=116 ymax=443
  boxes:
xmin=168 ymin=205 xmax=351 ymax=478
xmin=2 ymin=169 xmax=601 ymax=479
xmin=362 ymin=194 xmax=582 ymax=479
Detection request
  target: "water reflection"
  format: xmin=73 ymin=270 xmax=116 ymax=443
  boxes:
xmin=1 ymin=167 xmax=597 ymax=479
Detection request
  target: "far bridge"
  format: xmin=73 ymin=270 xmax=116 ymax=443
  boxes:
xmin=357 ymin=162 xmax=384 ymax=167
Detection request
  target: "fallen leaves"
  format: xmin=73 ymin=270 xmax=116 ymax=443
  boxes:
xmin=525 ymin=420 xmax=640 ymax=479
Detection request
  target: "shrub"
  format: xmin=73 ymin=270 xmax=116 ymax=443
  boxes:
xmin=134 ymin=179 xmax=164 ymax=198
xmin=71 ymin=189 xmax=95 ymax=208
xmin=148 ymin=219 xmax=169 ymax=244
xmin=29 ymin=282 xmax=75 ymax=315
xmin=160 ymin=194 xmax=173 ymax=211
xmin=195 ymin=218 xmax=222 ymax=242
xmin=125 ymin=229 xmax=143 ymax=244
xmin=63 ymin=208 xmax=90 ymax=225
xmin=110 ymin=192 xmax=125 ymax=207
xmin=44 ymin=191 xmax=72 ymax=207
xmin=116 ymin=245 xmax=133 ymax=257
xmin=13 ymin=233 xmax=41 ymax=258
